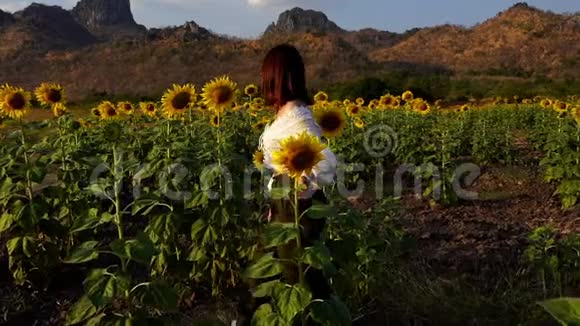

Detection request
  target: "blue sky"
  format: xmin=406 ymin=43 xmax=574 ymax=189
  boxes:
xmin=1 ymin=0 xmax=578 ymax=38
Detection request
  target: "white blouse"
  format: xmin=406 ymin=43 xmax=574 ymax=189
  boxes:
xmin=259 ymin=101 xmax=337 ymax=193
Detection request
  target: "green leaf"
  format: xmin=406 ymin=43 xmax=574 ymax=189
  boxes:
xmin=252 ymin=280 xmax=281 ymax=298
xmin=309 ymin=296 xmax=352 ymax=326
xmin=270 ymin=186 xmax=291 ymax=200
xmin=306 ymin=205 xmax=337 ymax=220
xmin=65 ymin=295 xmax=99 ymax=326
xmin=0 ymin=213 xmax=14 ymax=234
xmin=273 ymin=283 xmax=312 ymax=322
xmin=263 ymin=223 xmax=300 ymax=249
xmin=191 ymin=218 xmax=207 ymax=239
xmin=244 ymin=252 xmax=284 ymax=279
xmin=130 ymin=281 xmax=178 ymax=310
xmin=6 ymin=237 xmax=23 ymax=255
xmin=302 ymin=242 xmax=336 ymax=275
xmin=64 ymin=241 xmax=99 ymax=264
xmin=539 ymin=298 xmax=580 ymax=326
xmin=125 ymin=233 xmax=158 ymax=265
xmin=84 ymin=269 xmax=130 ymax=307
xmin=251 ymin=304 xmax=284 ymax=326
xmin=70 ymin=208 xmax=104 ymax=233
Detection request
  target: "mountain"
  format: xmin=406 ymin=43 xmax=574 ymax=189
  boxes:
xmin=0 ymin=9 xmax=15 ymax=28
xmin=71 ymin=0 xmax=146 ymax=40
xmin=0 ymin=3 xmax=95 ymax=59
xmin=264 ymin=7 xmax=344 ymax=35
xmin=370 ymin=3 xmax=580 ymax=76
xmin=0 ymin=2 xmax=578 ymax=100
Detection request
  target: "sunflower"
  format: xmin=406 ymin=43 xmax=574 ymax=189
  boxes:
xmin=346 ymin=105 xmax=361 ymax=116
xmin=202 ymin=76 xmax=237 ymax=112
xmin=457 ymin=104 xmax=469 ymax=113
xmin=210 ymin=114 xmax=220 ymax=127
xmin=368 ymin=103 xmax=377 ymax=110
xmin=161 ymin=84 xmax=196 ymax=118
xmin=52 ymin=103 xmax=66 ymax=117
xmin=522 ymin=99 xmax=532 ymax=104
xmin=314 ymin=105 xmax=347 ymax=138
xmin=391 ymin=98 xmax=401 ymax=108
xmin=0 ymin=85 xmax=31 ymax=120
xmin=353 ymin=117 xmax=365 ymax=129
xmin=97 ymin=101 xmax=119 ymax=120
xmin=140 ymin=102 xmax=157 ymax=117
xmin=253 ymin=97 xmax=265 ymax=106
xmin=314 ymin=91 xmax=329 ymax=103
xmin=379 ymin=95 xmax=395 ymax=108
xmin=572 ymin=107 xmax=580 ymax=124
xmin=271 ymin=131 xmax=327 ymax=179
xmin=245 ymin=84 xmax=259 ymax=98
xmin=253 ymin=149 xmax=265 ymax=170
xmin=553 ymin=101 xmax=569 ymax=112
xmin=355 ymin=97 xmax=365 ymax=106
xmin=343 ymin=99 xmax=352 ymax=106
xmin=34 ymin=83 xmax=65 ymax=107
xmin=540 ymin=99 xmax=552 ymax=108
xmin=91 ymin=107 xmax=102 ymax=118
xmin=412 ymin=99 xmax=431 ymax=115
xmin=402 ymin=90 xmax=414 ymax=101
xmin=252 ymin=120 xmax=267 ymax=131
xmin=117 ymin=101 xmax=134 ymax=115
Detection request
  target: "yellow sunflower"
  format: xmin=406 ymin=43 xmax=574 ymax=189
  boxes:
xmin=412 ymin=99 xmax=431 ymax=115
xmin=553 ymin=101 xmax=569 ymax=112
xmin=540 ymin=99 xmax=552 ymax=108
xmin=210 ymin=114 xmax=221 ymax=127
xmin=379 ymin=95 xmax=395 ymax=108
xmin=139 ymin=102 xmax=157 ymax=117
xmin=343 ymin=99 xmax=352 ymax=106
xmin=355 ymin=97 xmax=365 ymax=106
xmin=91 ymin=107 xmax=102 ymax=118
xmin=202 ymin=76 xmax=237 ymax=112
xmin=522 ymin=99 xmax=532 ymax=104
xmin=34 ymin=83 xmax=65 ymax=107
xmin=117 ymin=101 xmax=134 ymax=115
xmin=271 ymin=131 xmax=327 ymax=179
xmin=457 ymin=104 xmax=469 ymax=113
xmin=97 ymin=101 xmax=119 ymax=120
xmin=391 ymin=98 xmax=401 ymax=108
xmin=353 ymin=117 xmax=365 ymax=129
xmin=253 ymin=97 xmax=265 ymax=106
xmin=402 ymin=90 xmax=414 ymax=101
xmin=572 ymin=107 xmax=580 ymax=124
xmin=314 ymin=91 xmax=329 ymax=103
xmin=346 ymin=105 xmax=361 ymax=116
xmin=245 ymin=84 xmax=259 ymax=98
xmin=52 ymin=103 xmax=66 ymax=117
xmin=368 ymin=103 xmax=377 ymax=110
xmin=252 ymin=120 xmax=267 ymax=131
xmin=314 ymin=105 xmax=347 ymax=138
xmin=161 ymin=84 xmax=196 ymax=119
xmin=253 ymin=149 xmax=265 ymax=170
xmin=0 ymin=85 xmax=31 ymax=120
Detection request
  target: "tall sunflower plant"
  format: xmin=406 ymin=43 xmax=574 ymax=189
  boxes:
xmin=244 ymin=131 xmax=351 ymax=326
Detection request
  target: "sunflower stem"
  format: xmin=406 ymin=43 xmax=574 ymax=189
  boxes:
xmin=293 ymin=177 xmax=306 ymax=326
xmin=19 ymin=125 xmax=36 ymax=221
xmin=112 ymin=145 xmax=127 ymax=272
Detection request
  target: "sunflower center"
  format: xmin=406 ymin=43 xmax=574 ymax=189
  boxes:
xmin=212 ymin=86 xmax=234 ymax=105
xmin=122 ymin=104 xmax=132 ymax=111
xmin=7 ymin=93 xmax=26 ymax=110
xmin=47 ymin=89 xmax=62 ymax=103
xmin=247 ymin=87 xmax=256 ymax=95
xmin=290 ymin=149 xmax=316 ymax=172
xmin=106 ymin=106 xmax=116 ymax=116
xmin=147 ymin=104 xmax=155 ymax=112
xmin=172 ymin=92 xmax=191 ymax=110
xmin=351 ymin=107 xmax=359 ymax=114
xmin=321 ymin=114 xmax=342 ymax=132
xmin=417 ymin=103 xmax=428 ymax=111
xmin=559 ymin=103 xmax=567 ymax=110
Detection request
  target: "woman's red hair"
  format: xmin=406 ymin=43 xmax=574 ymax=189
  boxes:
xmin=261 ymin=44 xmax=312 ymax=111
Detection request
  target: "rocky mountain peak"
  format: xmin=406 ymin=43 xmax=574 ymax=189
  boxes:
xmin=0 ymin=9 xmax=15 ymax=29
xmin=12 ymin=3 xmax=96 ymax=47
xmin=148 ymin=20 xmax=213 ymax=42
xmin=265 ymin=7 xmax=344 ymax=35
xmin=71 ymin=0 xmax=146 ymax=40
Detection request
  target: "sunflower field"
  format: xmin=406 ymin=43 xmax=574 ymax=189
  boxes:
xmin=0 ymin=79 xmax=579 ymax=325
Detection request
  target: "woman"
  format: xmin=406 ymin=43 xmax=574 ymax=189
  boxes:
xmin=258 ymin=44 xmax=337 ymax=299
